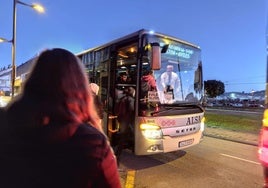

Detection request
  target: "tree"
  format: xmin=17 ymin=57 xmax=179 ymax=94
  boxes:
xmin=204 ymin=80 xmax=225 ymax=98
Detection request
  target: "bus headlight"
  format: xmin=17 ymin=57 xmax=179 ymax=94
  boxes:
xmin=140 ymin=123 xmax=163 ymax=139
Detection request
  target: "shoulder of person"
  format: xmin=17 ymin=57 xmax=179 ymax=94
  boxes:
xmin=74 ymin=123 xmax=106 ymax=140
xmin=71 ymin=123 xmax=110 ymax=159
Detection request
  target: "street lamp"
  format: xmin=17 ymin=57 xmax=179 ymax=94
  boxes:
xmin=10 ymin=0 xmax=44 ymax=97
xmin=0 ymin=38 xmax=12 ymax=43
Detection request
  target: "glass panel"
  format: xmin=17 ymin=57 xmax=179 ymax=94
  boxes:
xmin=95 ymin=48 xmax=110 ymax=111
xmin=115 ymin=43 xmax=137 ymax=108
xmin=139 ymin=35 xmax=203 ymax=107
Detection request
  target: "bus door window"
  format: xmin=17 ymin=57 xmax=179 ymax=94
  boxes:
xmin=112 ymin=43 xmax=137 ymax=158
xmin=114 ymin=43 xmax=137 ymax=103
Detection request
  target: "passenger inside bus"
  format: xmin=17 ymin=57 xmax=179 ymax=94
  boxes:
xmin=115 ymin=71 xmax=133 ymax=101
xmin=141 ymin=70 xmax=156 ymax=91
xmin=140 ymin=70 xmax=157 ymax=101
xmin=116 ymin=72 xmax=132 ymax=97
xmin=117 ymin=72 xmax=131 ymax=85
xmin=114 ymin=86 xmax=135 ymax=164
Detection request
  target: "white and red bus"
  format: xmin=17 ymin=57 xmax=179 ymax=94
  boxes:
xmin=78 ymin=29 xmax=205 ymax=155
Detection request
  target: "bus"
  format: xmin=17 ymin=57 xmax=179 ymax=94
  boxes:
xmin=77 ymin=29 xmax=205 ymax=155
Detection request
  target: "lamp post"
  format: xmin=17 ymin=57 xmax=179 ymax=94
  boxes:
xmin=0 ymin=1 xmax=44 ymax=97
xmin=10 ymin=0 xmax=45 ymax=97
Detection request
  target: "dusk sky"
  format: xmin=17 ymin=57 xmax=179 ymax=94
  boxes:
xmin=0 ymin=0 xmax=267 ymax=93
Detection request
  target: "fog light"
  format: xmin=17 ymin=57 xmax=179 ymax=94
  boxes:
xmin=150 ymin=145 xmax=158 ymax=151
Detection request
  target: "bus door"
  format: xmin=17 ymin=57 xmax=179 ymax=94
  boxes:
xmin=107 ymin=42 xmax=138 ymax=151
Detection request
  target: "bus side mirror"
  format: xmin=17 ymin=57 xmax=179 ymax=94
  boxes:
xmin=150 ymin=43 xmax=161 ymax=70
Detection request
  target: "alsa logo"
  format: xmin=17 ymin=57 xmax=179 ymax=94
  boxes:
xmin=186 ymin=116 xmax=201 ymax=125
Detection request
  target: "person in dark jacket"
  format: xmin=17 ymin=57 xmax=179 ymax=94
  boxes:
xmin=2 ymin=48 xmax=121 ymax=188
xmin=114 ymin=87 xmax=135 ymax=164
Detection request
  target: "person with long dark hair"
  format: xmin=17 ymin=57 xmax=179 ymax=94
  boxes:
xmin=2 ymin=48 xmax=121 ymax=188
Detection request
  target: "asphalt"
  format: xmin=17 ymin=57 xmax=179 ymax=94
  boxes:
xmin=204 ymin=126 xmax=259 ymax=146
xmin=119 ymin=127 xmax=260 ymax=187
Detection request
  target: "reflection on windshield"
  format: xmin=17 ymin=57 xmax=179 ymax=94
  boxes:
xmin=157 ymin=64 xmax=182 ymax=103
xmin=140 ymin=61 xmax=202 ymax=105
xmin=139 ymin=36 xmax=203 ymax=107
xmin=140 ymin=58 xmax=202 ymax=105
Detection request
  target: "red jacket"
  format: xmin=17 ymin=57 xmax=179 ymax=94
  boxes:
xmin=0 ymin=123 xmax=121 ymax=188
xmin=141 ymin=74 xmax=156 ymax=90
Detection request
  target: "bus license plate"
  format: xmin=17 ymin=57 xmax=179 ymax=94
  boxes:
xmin=179 ymin=138 xmax=194 ymax=147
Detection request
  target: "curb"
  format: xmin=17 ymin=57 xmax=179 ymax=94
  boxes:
xmin=203 ymin=133 xmax=258 ymax=146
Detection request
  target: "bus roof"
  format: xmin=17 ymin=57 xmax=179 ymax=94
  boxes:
xmin=76 ymin=29 xmax=200 ymax=56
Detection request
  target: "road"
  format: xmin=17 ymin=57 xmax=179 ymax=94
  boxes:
xmin=119 ymin=136 xmax=263 ymax=188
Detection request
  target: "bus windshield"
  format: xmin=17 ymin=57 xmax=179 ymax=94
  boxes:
xmin=140 ymin=36 xmax=203 ymax=106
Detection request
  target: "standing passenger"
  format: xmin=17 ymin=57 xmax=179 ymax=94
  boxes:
xmin=89 ymin=82 xmax=104 ymax=121
xmin=2 ymin=48 xmax=121 ymax=188
xmin=114 ymin=87 xmax=135 ymax=164
xmin=141 ymin=70 xmax=156 ymax=91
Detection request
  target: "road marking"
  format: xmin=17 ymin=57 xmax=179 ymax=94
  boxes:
xmin=220 ymin=153 xmax=261 ymax=165
xmin=125 ymin=170 xmax=135 ymax=188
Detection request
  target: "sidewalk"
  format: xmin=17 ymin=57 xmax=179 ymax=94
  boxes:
xmin=204 ymin=126 xmax=259 ymax=146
